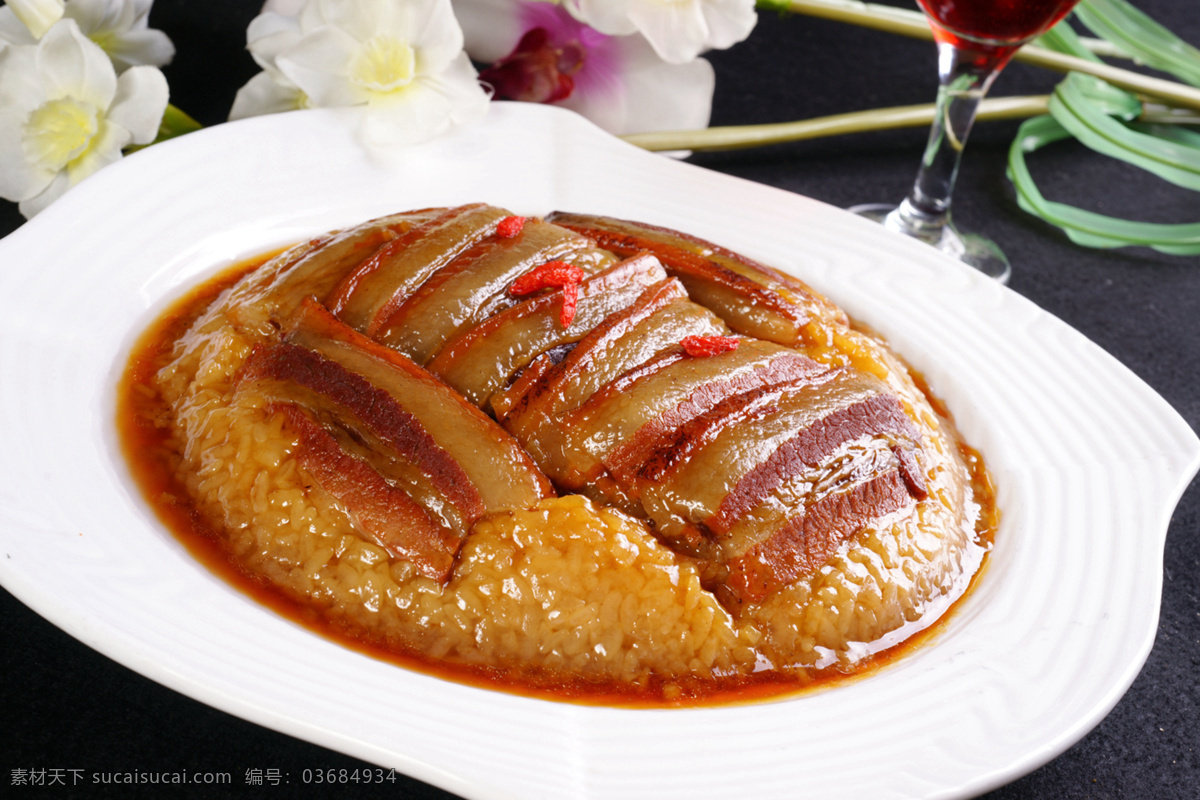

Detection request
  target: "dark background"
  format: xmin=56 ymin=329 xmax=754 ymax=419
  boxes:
xmin=2 ymin=1 xmax=1197 ymax=797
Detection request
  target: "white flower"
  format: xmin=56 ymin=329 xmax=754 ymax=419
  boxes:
xmin=0 ymin=1 xmax=174 ymax=71
xmin=229 ymin=8 xmax=308 ymax=119
xmin=455 ymin=0 xmax=713 ymax=136
xmin=230 ymin=0 xmax=490 ymax=148
xmin=262 ymin=0 xmax=305 ymax=14
xmin=565 ymin=0 xmax=757 ymax=64
xmin=66 ymin=0 xmax=174 ymax=72
xmin=0 ymin=18 xmax=168 ymax=217
xmin=0 ymin=0 xmax=61 ymax=44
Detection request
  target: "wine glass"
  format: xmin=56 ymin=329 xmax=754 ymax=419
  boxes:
xmin=851 ymin=0 xmax=1081 ymax=284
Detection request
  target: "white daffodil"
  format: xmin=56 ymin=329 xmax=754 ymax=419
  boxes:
xmin=229 ymin=8 xmax=308 ymax=119
xmin=455 ymin=0 xmax=713 ymax=136
xmin=66 ymin=0 xmax=174 ymax=72
xmin=0 ymin=0 xmax=59 ymax=45
xmin=0 ymin=19 xmax=167 ymax=217
xmin=262 ymin=0 xmax=305 ymax=14
xmin=565 ymin=0 xmax=757 ymax=64
xmin=230 ymin=0 xmax=490 ymax=148
xmin=1 ymin=0 xmax=63 ymax=42
xmin=0 ymin=1 xmax=174 ymax=71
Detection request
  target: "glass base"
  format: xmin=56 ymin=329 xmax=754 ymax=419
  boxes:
xmin=849 ymin=203 xmax=1012 ymax=284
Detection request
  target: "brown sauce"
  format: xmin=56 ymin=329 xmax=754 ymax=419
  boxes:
xmin=116 ymin=255 xmax=998 ymax=707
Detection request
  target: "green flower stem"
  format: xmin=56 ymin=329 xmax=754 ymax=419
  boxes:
xmin=156 ymin=104 xmax=203 ymax=142
xmin=1139 ymin=106 xmax=1200 ymax=126
xmin=622 ymin=95 xmax=1050 ymax=152
xmin=756 ymin=0 xmax=932 ymax=39
xmin=755 ymin=0 xmax=1119 ymax=55
xmin=1017 ymin=48 xmax=1200 ymax=111
xmin=756 ymin=0 xmax=1200 ymax=112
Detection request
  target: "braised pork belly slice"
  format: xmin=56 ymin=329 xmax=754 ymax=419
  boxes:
xmin=372 ymin=219 xmax=609 ymax=364
xmin=570 ymin=341 xmax=831 ymax=488
xmin=327 ymin=204 xmax=511 ymax=334
xmin=707 ymin=390 xmax=927 ymax=538
xmin=701 ymin=412 xmax=927 ymax=605
xmin=289 ymin=299 xmax=554 ymax=504
xmin=239 ymin=345 xmax=479 ymax=528
xmin=635 ymin=370 xmax=894 ymax=520
xmin=719 ymin=465 xmax=918 ymax=607
xmin=267 ymin=403 xmax=462 ymax=581
xmin=500 ymin=279 xmax=729 ymax=481
xmin=426 ymin=254 xmax=668 ymax=408
xmin=619 ymin=368 xmax=927 ymax=604
xmin=546 ymin=212 xmax=848 ymax=345
xmin=236 ymin=299 xmax=554 ymax=573
xmin=227 ymin=209 xmax=442 ymax=335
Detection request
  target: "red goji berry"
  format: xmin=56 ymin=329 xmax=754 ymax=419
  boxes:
xmin=508 ymin=261 xmax=586 ymax=296
xmin=508 ymin=261 xmax=587 ymax=328
xmin=560 ymin=281 xmax=580 ymax=328
xmin=680 ymin=335 xmax=740 ymax=357
xmin=496 ymin=215 xmax=526 ymax=239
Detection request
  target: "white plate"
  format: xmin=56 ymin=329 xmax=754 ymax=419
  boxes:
xmin=1 ymin=103 xmax=1197 ymax=800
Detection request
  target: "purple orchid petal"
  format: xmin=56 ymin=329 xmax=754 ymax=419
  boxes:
xmin=482 ymin=2 xmax=620 ymax=105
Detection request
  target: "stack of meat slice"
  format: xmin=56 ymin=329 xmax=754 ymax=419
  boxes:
xmin=235 ymin=298 xmax=553 ymax=582
xmin=230 ymin=204 xmax=933 ymax=610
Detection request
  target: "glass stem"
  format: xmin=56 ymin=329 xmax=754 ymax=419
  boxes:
xmin=886 ymin=43 xmax=1008 ymax=244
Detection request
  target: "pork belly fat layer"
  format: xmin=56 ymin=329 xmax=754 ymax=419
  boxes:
xmin=581 ymin=362 xmax=928 ymax=604
xmin=328 ymin=204 xmax=511 ymax=334
xmin=427 ymin=253 xmax=668 ymax=409
xmin=546 ymin=211 xmax=848 ymax=344
xmin=632 ymin=371 xmax=851 ymax=488
xmin=596 ymin=346 xmax=831 ymax=486
xmin=373 ymin=219 xmax=596 ymax=363
xmin=236 ymin=298 xmax=555 ymax=573
xmin=502 ymin=279 xmax=704 ymax=435
xmin=227 ymin=209 xmax=441 ymax=335
xmin=504 ymin=282 xmax=729 ymax=478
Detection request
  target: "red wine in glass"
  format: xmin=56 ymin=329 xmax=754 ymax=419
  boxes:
xmin=852 ymin=0 xmax=1082 ymax=282
xmin=919 ymin=0 xmax=1080 ymax=51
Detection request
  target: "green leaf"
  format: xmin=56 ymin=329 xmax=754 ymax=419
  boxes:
xmin=1007 ymin=115 xmax=1200 ymax=254
xmin=1010 ymin=2 xmax=1200 ymax=254
xmin=1035 ymin=18 xmax=1103 ymax=62
xmin=1130 ymin=121 xmax=1200 ymax=150
xmin=1054 ymin=72 xmax=1140 ymax=117
xmin=1049 ymin=74 xmax=1200 ymax=191
xmin=1076 ymin=0 xmax=1200 ymax=88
